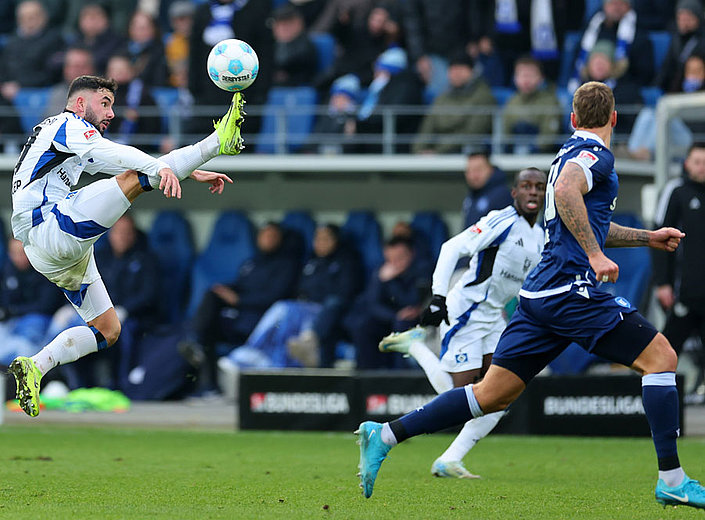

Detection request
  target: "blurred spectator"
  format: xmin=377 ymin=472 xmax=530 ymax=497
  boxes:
xmin=307 ymin=73 xmax=360 ymax=154
xmin=653 ymin=143 xmax=705 ymax=397
xmin=354 ymin=47 xmax=424 ymax=153
xmin=412 ymin=51 xmax=495 ymax=155
xmin=288 ymin=0 xmax=328 ymax=27
xmin=655 ymin=0 xmax=705 ymax=93
xmin=0 ymin=0 xmax=17 ymax=35
xmin=69 ymin=2 xmax=125 ymax=76
xmin=180 ymin=222 xmax=299 ymax=395
xmin=579 ymin=39 xmax=641 ymax=135
xmin=389 ymin=220 xmax=434 ymax=279
xmin=44 ymin=46 xmax=95 ymax=119
xmin=401 ymin=0 xmax=472 ymax=99
xmin=271 ymin=4 xmax=318 ymax=86
xmin=104 ymin=54 xmax=162 ymax=149
xmin=0 ymin=238 xmax=62 ymax=368
xmin=123 ymin=10 xmax=169 ymax=87
xmin=568 ymin=0 xmax=654 ymax=93
xmin=502 ymin=55 xmax=562 ymax=153
xmin=164 ymin=0 xmax=195 ymax=88
xmin=188 ymin=0 xmax=274 ymax=133
xmin=632 ymin=0 xmax=677 ymax=30
xmin=312 ymin=0 xmax=374 ymax=35
xmin=216 ymin=224 xmax=360 ymax=376
xmin=462 ymin=152 xmax=513 ymax=229
xmin=628 ymin=53 xmax=705 ymax=160
xmin=345 ymin=236 xmax=428 ymax=369
xmin=63 ymin=0 xmax=138 ymax=38
xmin=0 ymin=0 xmax=64 ymax=102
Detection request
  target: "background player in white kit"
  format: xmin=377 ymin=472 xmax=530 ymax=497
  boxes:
xmin=378 ymin=168 xmax=546 ymax=478
xmin=8 ymin=75 xmax=245 ymax=417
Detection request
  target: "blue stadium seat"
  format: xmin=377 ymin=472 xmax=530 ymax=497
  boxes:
xmin=558 ymin=31 xmax=582 ymax=88
xmin=584 ymin=0 xmax=603 ymax=22
xmin=341 ymin=211 xmax=384 ymax=281
xmin=640 ymin=86 xmax=663 ymax=107
xmin=256 ymin=87 xmax=318 ymax=154
xmin=148 ymin=211 xmax=195 ymax=324
xmin=13 ymin=88 xmax=51 ymax=133
xmin=648 ymin=31 xmax=672 ymax=72
xmin=281 ymin=210 xmax=317 ymax=262
xmin=310 ymin=33 xmax=336 ymax=73
xmin=186 ymin=211 xmax=255 ymax=316
xmin=150 ymin=87 xmax=180 ymax=132
xmin=492 ymin=87 xmax=516 ymax=107
xmin=556 ymin=87 xmax=573 ymax=133
xmin=411 ymin=211 xmax=449 ymax=263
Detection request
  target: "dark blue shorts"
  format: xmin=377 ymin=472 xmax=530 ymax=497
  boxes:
xmin=492 ymin=285 xmax=658 ymax=383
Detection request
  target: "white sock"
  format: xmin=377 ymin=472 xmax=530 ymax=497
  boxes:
xmin=31 ymin=326 xmax=99 ymax=376
xmin=381 ymin=422 xmax=398 ymax=446
xmin=659 ymin=467 xmax=686 ymax=488
xmin=439 ymin=411 xmax=506 ymax=462
xmin=159 ymin=132 xmax=220 ymax=181
xmin=408 ymin=341 xmax=453 ymax=394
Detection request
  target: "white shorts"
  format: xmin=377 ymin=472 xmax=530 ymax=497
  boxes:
xmin=23 ymin=177 xmax=130 ymax=322
xmin=438 ymin=316 xmax=505 ymax=373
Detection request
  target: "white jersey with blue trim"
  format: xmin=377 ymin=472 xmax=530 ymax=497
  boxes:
xmin=11 ymin=111 xmax=167 ymax=243
xmin=433 ymin=206 xmax=544 ymax=323
xmin=521 ymin=130 xmax=618 ymax=298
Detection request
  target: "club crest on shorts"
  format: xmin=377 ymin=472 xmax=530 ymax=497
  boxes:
xmin=455 ymin=353 xmax=468 ymax=363
xmin=614 ymin=296 xmax=631 ymax=308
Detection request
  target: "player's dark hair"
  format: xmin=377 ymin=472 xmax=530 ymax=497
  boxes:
xmin=466 ymin=151 xmax=490 ymax=162
xmin=687 ymin=142 xmax=705 ymax=156
xmin=513 ymin=167 xmax=546 ymax=186
xmin=572 ymin=81 xmax=614 ymax=129
xmin=67 ymin=75 xmax=117 ymax=100
xmin=515 ymin=54 xmax=543 ymax=74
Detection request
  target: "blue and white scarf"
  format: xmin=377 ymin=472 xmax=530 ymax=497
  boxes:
xmin=203 ymin=0 xmax=249 ymax=46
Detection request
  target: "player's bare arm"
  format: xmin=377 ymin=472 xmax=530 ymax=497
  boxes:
xmin=606 ymin=223 xmax=684 ymax=252
xmin=190 ymin=170 xmax=234 ymax=195
xmin=554 ymin=162 xmax=619 ymax=282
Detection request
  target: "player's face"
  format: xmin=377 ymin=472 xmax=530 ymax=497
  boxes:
xmin=83 ymin=88 xmax=114 ymax=134
xmin=512 ymin=170 xmax=546 ymax=218
xmin=685 ymin=148 xmax=705 ymax=183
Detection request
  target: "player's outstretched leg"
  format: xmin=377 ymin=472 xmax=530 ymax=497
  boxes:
xmin=378 ymin=325 xmax=425 ymax=356
xmin=214 ymin=92 xmax=246 ymax=155
xmin=355 ymin=421 xmax=392 ymax=498
xmin=8 ymin=357 xmax=43 ymax=417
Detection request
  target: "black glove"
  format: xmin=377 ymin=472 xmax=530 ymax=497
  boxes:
xmin=419 ymin=295 xmax=449 ymax=327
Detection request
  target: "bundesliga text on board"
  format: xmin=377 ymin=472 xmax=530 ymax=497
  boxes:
xmin=249 ymin=392 xmax=350 ymax=415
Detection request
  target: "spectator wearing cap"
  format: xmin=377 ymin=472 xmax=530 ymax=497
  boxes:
xmin=354 ymin=47 xmax=424 ymax=153
xmin=502 ymin=55 xmax=562 ymax=154
xmin=412 ymin=51 xmax=495 ymax=155
xmin=165 ymin=1 xmax=195 ymax=88
xmin=68 ymin=2 xmax=125 ymax=76
xmin=271 ymin=4 xmax=319 ymax=87
xmin=307 ymin=73 xmax=361 ymax=154
xmin=656 ymin=0 xmax=705 ymax=92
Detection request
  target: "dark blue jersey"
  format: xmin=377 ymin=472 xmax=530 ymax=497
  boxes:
xmin=522 ymin=130 xmax=618 ymax=295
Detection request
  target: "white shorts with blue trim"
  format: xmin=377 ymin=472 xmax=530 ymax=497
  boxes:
xmin=23 ymin=177 xmax=129 ymax=321
xmin=438 ymin=316 xmax=505 ymax=373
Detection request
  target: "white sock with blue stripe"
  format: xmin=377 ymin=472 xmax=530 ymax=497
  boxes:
xmin=159 ymin=132 xmax=220 ymax=181
xmin=31 ymin=326 xmax=99 ymax=376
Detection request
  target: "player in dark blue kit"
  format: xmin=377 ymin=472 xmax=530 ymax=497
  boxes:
xmin=355 ymin=82 xmax=705 ymax=509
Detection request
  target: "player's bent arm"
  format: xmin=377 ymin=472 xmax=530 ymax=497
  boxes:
xmin=605 ymin=222 xmax=650 ymax=247
xmin=554 ymin=162 xmax=601 ymax=257
xmin=71 ymin=132 xmax=167 ymax=177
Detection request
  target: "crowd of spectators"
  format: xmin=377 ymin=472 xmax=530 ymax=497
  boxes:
xmin=0 ymin=0 xmax=703 ymax=157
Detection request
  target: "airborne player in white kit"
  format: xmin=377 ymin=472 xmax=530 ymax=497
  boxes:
xmin=378 ymin=167 xmax=546 ymax=478
xmin=9 ymin=75 xmax=245 ymax=417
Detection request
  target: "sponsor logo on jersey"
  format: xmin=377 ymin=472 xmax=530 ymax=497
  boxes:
xmin=469 ymin=225 xmax=482 ymax=234
xmin=614 ymin=296 xmax=631 ymax=308
xmin=576 ymin=150 xmax=598 ymax=167
xmin=83 ymin=129 xmax=97 ymax=140
xmin=523 ymin=258 xmax=532 ymax=272
xmin=515 ymin=238 xmax=524 ymax=247
xmin=500 ymin=269 xmax=524 ymax=282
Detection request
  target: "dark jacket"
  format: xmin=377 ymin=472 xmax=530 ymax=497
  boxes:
xmin=463 ymin=167 xmax=513 ymax=229
xmin=361 ymin=265 xmax=427 ymax=324
xmin=72 ymin=29 xmax=125 ymax=75
xmin=297 ymin=248 xmax=360 ymax=304
xmin=656 ymin=27 xmax=705 ymax=92
xmin=273 ymin=33 xmax=318 ymax=87
xmin=1 ymin=28 xmax=64 ymax=87
xmin=105 ymin=80 xmax=161 ymax=148
xmin=402 ymin=0 xmax=471 ymax=61
xmin=0 ymin=261 xmax=62 ymax=320
xmin=653 ymin=176 xmax=705 ymax=310
xmin=229 ymin=250 xmax=299 ymax=313
xmin=122 ymin=38 xmax=169 ymax=87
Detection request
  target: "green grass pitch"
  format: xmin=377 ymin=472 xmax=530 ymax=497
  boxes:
xmin=1 ymin=425 xmax=705 ymax=519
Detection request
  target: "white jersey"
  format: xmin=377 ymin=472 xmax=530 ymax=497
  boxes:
xmin=434 ymin=206 xmax=544 ymax=324
xmin=11 ymin=111 xmax=167 ymax=243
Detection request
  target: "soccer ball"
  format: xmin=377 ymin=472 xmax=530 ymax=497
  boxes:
xmin=206 ymin=39 xmax=259 ymax=92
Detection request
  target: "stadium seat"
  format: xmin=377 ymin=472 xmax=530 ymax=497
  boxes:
xmin=640 ymin=86 xmax=663 ymax=107
xmin=148 ymin=211 xmax=195 ymax=324
xmin=558 ymin=31 xmax=582 ymax=88
xmin=556 ymin=87 xmax=574 ymax=133
xmin=341 ymin=211 xmax=384 ymax=281
xmin=648 ymin=31 xmax=672 ymax=72
xmin=150 ymin=87 xmax=180 ymax=132
xmin=13 ymin=88 xmax=51 ymax=133
xmin=492 ymin=87 xmax=515 ymax=107
xmin=411 ymin=211 xmax=449 ymax=263
xmin=256 ymin=87 xmax=318 ymax=154
xmin=281 ymin=210 xmax=316 ymax=263
xmin=310 ymin=33 xmax=336 ymax=74
xmin=584 ymin=0 xmax=603 ymax=22
xmin=186 ymin=211 xmax=255 ymax=316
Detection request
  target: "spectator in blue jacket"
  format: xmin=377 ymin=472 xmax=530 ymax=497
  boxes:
xmin=345 ymin=236 xmax=429 ymax=369
xmin=183 ymin=222 xmax=300 ymax=394
xmin=0 ymin=238 xmax=63 ymax=367
xmin=462 ymin=152 xmax=513 ymax=229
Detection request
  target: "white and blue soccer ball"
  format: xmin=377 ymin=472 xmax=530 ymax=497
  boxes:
xmin=206 ymin=39 xmax=259 ymax=92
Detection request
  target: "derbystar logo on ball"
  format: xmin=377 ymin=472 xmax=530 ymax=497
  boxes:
xmin=207 ymin=39 xmax=259 ymax=92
